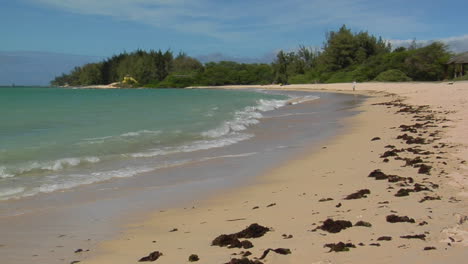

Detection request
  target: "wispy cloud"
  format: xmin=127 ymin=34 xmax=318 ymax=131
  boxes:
xmin=389 ymin=35 xmax=468 ymax=53
xmin=30 ymin=0 xmax=427 ymax=40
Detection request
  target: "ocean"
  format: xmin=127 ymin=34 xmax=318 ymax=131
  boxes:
xmin=0 ymin=87 xmax=312 ymax=201
xmin=0 ymin=86 xmax=364 ymax=264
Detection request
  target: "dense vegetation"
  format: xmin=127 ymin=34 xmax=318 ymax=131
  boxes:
xmin=51 ymin=25 xmax=457 ymax=88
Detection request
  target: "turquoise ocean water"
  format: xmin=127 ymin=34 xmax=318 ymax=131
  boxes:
xmin=0 ymin=87 xmax=303 ymax=200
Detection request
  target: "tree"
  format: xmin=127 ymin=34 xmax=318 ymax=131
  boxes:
xmin=273 ymin=50 xmax=290 ymax=84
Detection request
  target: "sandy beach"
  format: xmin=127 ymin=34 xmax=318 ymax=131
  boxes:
xmin=69 ymin=81 xmax=468 ymax=264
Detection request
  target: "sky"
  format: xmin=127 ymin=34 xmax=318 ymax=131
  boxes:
xmin=1 ymin=0 xmax=468 ymax=85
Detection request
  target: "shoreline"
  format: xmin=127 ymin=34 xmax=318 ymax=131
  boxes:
xmin=82 ymin=82 xmax=468 ymax=263
xmin=1 ymin=90 xmax=363 ymax=264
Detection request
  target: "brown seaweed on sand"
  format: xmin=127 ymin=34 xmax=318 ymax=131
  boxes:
xmin=419 ymin=196 xmax=441 ymax=203
xmin=354 ymin=221 xmax=372 ymax=227
xmin=344 ymin=189 xmax=371 ymax=200
xmin=377 ymin=236 xmax=392 ymax=241
xmin=324 ymin=242 xmax=356 ymax=252
xmin=225 ymin=258 xmax=263 ymax=264
xmin=401 ymin=234 xmax=426 ymax=240
xmin=397 ymin=134 xmax=426 ymax=144
xmin=318 ymin=219 xmax=353 ymax=233
xmin=138 ymin=251 xmax=163 ymax=262
xmin=417 ymin=164 xmax=432 ymax=175
xmin=212 ymin=224 xmax=270 ymax=248
xmin=235 ymin=223 xmax=270 ymax=238
xmin=386 ymin=215 xmax=415 ymax=223
xmin=188 ymin=254 xmax=199 ymax=262
xmin=368 ymin=169 xmax=388 ymax=180
xmin=258 ymin=248 xmax=291 ymax=259
xmin=424 ymin=246 xmax=437 ymax=250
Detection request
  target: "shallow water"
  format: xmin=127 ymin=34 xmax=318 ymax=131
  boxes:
xmin=0 ymin=87 xmax=301 ymax=200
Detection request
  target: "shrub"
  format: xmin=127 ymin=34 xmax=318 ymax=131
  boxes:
xmin=454 ymin=74 xmax=468 ymax=81
xmin=374 ymin=69 xmax=412 ymax=82
xmin=325 ymin=71 xmax=355 ymax=83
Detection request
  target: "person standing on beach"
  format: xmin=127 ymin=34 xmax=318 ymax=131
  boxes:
xmin=352 ymin=81 xmax=356 ymax=91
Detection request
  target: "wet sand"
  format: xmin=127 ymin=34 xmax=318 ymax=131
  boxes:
xmin=82 ymin=82 xmax=468 ymax=263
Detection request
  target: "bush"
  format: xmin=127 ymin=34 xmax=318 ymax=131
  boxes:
xmin=454 ymin=74 xmax=468 ymax=81
xmin=374 ymin=69 xmax=412 ymax=82
xmin=288 ymin=74 xmax=310 ymax=84
xmin=325 ymin=71 xmax=355 ymax=83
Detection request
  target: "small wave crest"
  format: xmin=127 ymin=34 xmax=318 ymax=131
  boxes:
xmin=1 ymin=159 xmax=191 ymax=200
xmin=0 ymin=187 xmax=25 ymax=199
xmin=82 ymin=130 xmax=161 ymax=144
xmin=0 ymin=166 xmax=15 ymax=179
xmin=202 ymin=98 xmax=288 ymax=138
xmin=121 ymin=130 xmax=161 ymax=137
xmin=5 ymin=156 xmax=101 ymax=178
xmin=130 ymin=133 xmax=253 ymax=158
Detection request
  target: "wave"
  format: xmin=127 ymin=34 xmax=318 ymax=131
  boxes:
xmin=82 ymin=129 xmax=161 ymax=144
xmin=3 ymin=156 xmax=101 ymax=178
xmin=121 ymin=130 xmax=161 ymax=137
xmin=285 ymin=95 xmax=320 ymax=105
xmin=202 ymin=98 xmax=289 ymax=138
xmin=129 ymin=133 xmax=253 ymax=158
xmin=0 ymin=187 xmax=25 ymax=199
xmin=0 ymin=151 xmax=262 ymax=200
xmin=266 ymin=112 xmax=318 ymax=118
xmin=0 ymin=166 xmax=15 ymax=179
xmin=199 ymin=152 xmax=258 ymax=162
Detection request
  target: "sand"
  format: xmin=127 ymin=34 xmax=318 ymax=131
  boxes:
xmin=79 ymin=81 xmax=468 ymax=264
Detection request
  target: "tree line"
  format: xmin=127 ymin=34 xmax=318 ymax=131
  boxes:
xmin=51 ymin=25 xmax=457 ymax=88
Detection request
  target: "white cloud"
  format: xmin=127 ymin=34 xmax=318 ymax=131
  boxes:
xmin=30 ymin=0 xmax=428 ymax=41
xmin=389 ymin=35 xmax=468 ymax=53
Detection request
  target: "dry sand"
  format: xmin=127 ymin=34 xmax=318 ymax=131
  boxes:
xmin=80 ymin=81 xmax=468 ymax=264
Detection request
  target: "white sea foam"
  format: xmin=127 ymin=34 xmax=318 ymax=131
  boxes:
xmin=199 ymin=152 xmax=258 ymax=162
xmin=12 ymin=160 xmax=190 ymax=200
xmin=267 ymin=112 xmax=318 ymax=118
xmin=130 ymin=133 xmax=253 ymax=158
xmin=9 ymin=156 xmax=102 ymax=177
xmin=121 ymin=130 xmax=161 ymax=137
xmin=0 ymin=187 xmax=25 ymax=198
xmin=83 ymin=135 xmax=114 ymax=141
xmin=82 ymin=130 xmax=161 ymax=144
xmin=0 ymin=166 xmax=15 ymax=179
xmin=202 ymin=98 xmax=288 ymax=139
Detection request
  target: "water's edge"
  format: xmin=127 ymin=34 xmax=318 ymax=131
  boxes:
xmin=0 ymin=89 xmax=365 ymax=264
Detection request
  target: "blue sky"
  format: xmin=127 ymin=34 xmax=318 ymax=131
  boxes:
xmin=1 ymin=0 xmax=468 ymax=85
xmin=2 ymin=0 xmax=468 ymax=58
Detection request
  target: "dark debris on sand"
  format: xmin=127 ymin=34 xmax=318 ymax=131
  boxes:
xmin=401 ymin=234 xmax=426 ymax=240
xmin=424 ymin=246 xmax=437 ymax=250
xmin=324 ymin=242 xmax=356 ymax=252
xmin=225 ymin=258 xmax=263 ymax=264
xmin=258 ymin=248 xmax=291 ymax=260
xmin=235 ymin=223 xmax=270 ymax=238
xmin=417 ymin=164 xmax=432 ymax=175
xmin=397 ymin=134 xmax=426 ymax=144
xmin=386 ymin=214 xmax=415 ymax=223
xmin=212 ymin=224 xmax=270 ymax=248
xmin=368 ymin=169 xmax=388 ymax=180
xmin=419 ymin=196 xmax=441 ymax=203
xmin=188 ymin=254 xmax=200 ymax=262
xmin=317 ymin=219 xmax=353 ymax=233
xmin=354 ymin=221 xmax=372 ymax=227
xmin=138 ymin=251 xmax=163 ymax=262
xmin=344 ymin=189 xmax=370 ymax=200
xmin=377 ymin=236 xmax=392 ymax=241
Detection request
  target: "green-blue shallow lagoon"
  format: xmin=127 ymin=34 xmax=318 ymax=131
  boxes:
xmin=0 ymin=87 xmax=301 ymax=200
